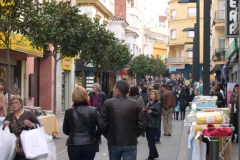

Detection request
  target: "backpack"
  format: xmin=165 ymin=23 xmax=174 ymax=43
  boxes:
xmin=179 ymin=97 xmax=186 ymax=110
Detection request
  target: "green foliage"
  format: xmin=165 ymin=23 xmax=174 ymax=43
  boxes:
xmin=22 ymin=1 xmax=92 ymax=60
xmin=128 ymin=55 xmax=166 ymax=78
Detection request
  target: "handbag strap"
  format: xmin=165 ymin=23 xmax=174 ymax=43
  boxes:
xmin=12 ymin=114 xmax=20 ymax=138
xmin=73 ymin=107 xmax=96 ymax=140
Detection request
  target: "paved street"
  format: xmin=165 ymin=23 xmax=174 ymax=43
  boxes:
xmin=54 ymin=113 xmax=239 ymax=160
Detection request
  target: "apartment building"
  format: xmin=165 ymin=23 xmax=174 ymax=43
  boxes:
xmin=167 ymin=0 xmax=204 ymax=80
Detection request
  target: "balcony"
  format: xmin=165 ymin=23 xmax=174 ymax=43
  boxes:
xmin=166 ymin=57 xmax=185 ymax=64
xmin=225 ymin=39 xmax=238 ymax=60
xmin=212 ymin=48 xmax=227 ymax=61
xmin=214 ymin=10 xmax=225 ymax=29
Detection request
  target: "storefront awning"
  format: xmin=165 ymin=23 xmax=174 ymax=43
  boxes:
xmin=0 ymin=33 xmax=43 ymax=57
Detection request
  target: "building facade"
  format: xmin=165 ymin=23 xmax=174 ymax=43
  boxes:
xmin=167 ymin=0 xmax=204 ymax=80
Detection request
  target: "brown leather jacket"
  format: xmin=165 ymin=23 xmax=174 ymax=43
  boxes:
xmin=101 ymin=94 xmax=147 ymax=146
xmin=163 ymin=91 xmax=176 ymax=109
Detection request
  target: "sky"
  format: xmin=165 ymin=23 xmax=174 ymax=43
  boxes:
xmin=144 ymin=0 xmax=168 ymax=22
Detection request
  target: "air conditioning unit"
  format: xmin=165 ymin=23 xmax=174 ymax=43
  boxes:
xmin=234 ymin=7 xmax=239 ymax=34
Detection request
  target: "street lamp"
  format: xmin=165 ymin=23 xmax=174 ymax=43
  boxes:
xmin=178 ymin=0 xmax=200 ymax=85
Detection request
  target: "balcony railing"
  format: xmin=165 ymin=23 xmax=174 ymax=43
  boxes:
xmin=225 ymin=39 xmax=238 ymax=60
xmin=166 ymin=57 xmax=185 ymax=63
xmin=214 ymin=10 xmax=225 ymax=22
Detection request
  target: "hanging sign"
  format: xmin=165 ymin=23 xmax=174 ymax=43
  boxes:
xmin=225 ymin=0 xmax=239 ymax=37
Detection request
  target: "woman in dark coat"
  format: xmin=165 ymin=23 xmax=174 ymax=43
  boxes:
xmin=229 ymin=84 xmax=239 ymax=143
xmin=63 ymin=86 xmax=106 ymax=160
xmin=214 ymin=86 xmax=224 ymax=108
xmin=142 ymin=90 xmax=161 ymax=160
xmin=179 ymin=88 xmax=188 ymax=120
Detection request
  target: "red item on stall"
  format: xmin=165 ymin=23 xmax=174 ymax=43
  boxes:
xmin=202 ymin=124 xmax=233 ymax=137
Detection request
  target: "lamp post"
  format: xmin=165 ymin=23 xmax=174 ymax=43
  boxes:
xmin=202 ymin=0 xmax=210 ymax=95
xmin=182 ymin=26 xmax=198 ymax=83
xmin=179 ymin=0 xmax=200 ymax=85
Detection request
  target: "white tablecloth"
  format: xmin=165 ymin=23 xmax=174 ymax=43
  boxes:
xmin=0 ymin=117 xmax=4 ymax=126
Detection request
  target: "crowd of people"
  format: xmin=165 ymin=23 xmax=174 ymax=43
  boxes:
xmin=1 ymin=77 xmax=239 ymax=160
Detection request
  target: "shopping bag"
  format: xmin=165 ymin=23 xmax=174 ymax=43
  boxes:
xmin=191 ymin=139 xmax=206 ymax=160
xmin=174 ymin=102 xmax=180 ymax=112
xmin=20 ymin=125 xmax=48 ymax=159
xmin=34 ymin=134 xmax=56 ymax=160
xmin=0 ymin=125 xmax=17 ymax=160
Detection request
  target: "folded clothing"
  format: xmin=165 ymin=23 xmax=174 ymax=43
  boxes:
xmin=202 ymin=124 xmax=233 ymax=137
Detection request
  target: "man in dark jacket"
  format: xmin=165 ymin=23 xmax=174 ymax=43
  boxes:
xmin=101 ymin=80 xmax=147 ymax=160
xmin=89 ymin=83 xmax=106 ymax=143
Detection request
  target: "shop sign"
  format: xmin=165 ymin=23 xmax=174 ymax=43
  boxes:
xmin=225 ymin=0 xmax=239 ymax=37
xmin=0 ymin=33 xmax=43 ymax=57
xmin=62 ymin=57 xmax=72 ymax=70
xmin=169 ymin=68 xmax=176 ymax=72
xmin=120 ymin=70 xmax=128 ymax=75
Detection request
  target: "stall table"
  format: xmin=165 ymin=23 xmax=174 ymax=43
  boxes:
xmin=38 ymin=114 xmax=59 ymax=137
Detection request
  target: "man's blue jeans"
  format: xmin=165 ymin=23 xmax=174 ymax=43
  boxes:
xmin=108 ymin=146 xmax=137 ymax=160
xmin=155 ymin=117 xmax=161 ymax=141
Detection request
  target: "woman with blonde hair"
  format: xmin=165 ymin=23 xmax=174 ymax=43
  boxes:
xmin=0 ymin=84 xmax=7 ymax=117
xmin=142 ymin=90 xmax=162 ymax=160
xmin=63 ymin=86 xmax=105 ymax=160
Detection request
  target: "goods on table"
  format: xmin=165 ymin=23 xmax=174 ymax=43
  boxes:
xmin=202 ymin=124 xmax=233 ymax=137
xmin=196 ymin=111 xmax=223 ymax=124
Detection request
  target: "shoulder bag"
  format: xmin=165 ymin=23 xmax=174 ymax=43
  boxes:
xmin=13 ymin=114 xmax=25 ymax=156
xmin=73 ymin=108 xmax=99 ymax=152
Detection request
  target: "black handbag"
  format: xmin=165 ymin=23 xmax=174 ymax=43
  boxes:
xmin=73 ymin=108 xmax=99 ymax=152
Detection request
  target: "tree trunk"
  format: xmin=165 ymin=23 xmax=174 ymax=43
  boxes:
xmin=81 ymin=61 xmax=85 ymax=87
xmin=53 ymin=44 xmax=57 ymax=115
xmin=6 ymin=34 xmax=11 ymax=114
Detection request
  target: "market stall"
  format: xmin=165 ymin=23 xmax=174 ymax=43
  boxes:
xmin=187 ymin=96 xmax=233 ymax=160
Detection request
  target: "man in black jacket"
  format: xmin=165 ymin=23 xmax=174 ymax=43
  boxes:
xmin=101 ymin=80 xmax=147 ymax=160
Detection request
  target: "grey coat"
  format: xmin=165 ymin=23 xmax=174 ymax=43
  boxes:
xmin=129 ymin=95 xmax=145 ymax=108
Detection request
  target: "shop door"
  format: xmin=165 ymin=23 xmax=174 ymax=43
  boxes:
xmin=62 ymin=71 xmax=71 ymax=111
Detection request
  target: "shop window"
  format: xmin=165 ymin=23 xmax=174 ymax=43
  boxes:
xmin=187 ymin=31 xmax=194 ymax=37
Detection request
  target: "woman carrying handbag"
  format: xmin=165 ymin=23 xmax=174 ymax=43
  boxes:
xmin=142 ymin=90 xmax=162 ymax=160
xmin=63 ymin=86 xmax=106 ymax=160
xmin=2 ymin=96 xmax=40 ymax=160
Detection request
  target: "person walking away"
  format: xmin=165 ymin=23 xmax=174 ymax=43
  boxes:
xmin=172 ymin=86 xmax=179 ymax=120
xmin=63 ymin=86 xmax=105 ymax=160
xmin=179 ymin=88 xmax=188 ymax=120
xmin=89 ymin=83 xmax=106 ymax=143
xmin=143 ymin=90 xmax=162 ymax=160
xmin=214 ymin=86 xmax=224 ymax=108
xmin=229 ymin=84 xmax=239 ymax=143
xmin=161 ymin=84 xmax=176 ymax=136
xmin=101 ymin=80 xmax=147 ymax=160
xmin=2 ymin=96 xmax=40 ymax=160
xmin=0 ymin=85 xmax=7 ymax=117
xmin=153 ymin=84 xmax=166 ymax=144
xmin=129 ymin=86 xmax=145 ymax=108
xmin=141 ymin=86 xmax=149 ymax=106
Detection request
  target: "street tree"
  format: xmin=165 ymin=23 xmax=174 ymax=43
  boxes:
xmin=148 ymin=56 xmax=167 ymax=77
xmin=22 ymin=1 xmax=93 ymax=114
xmin=0 ymin=0 xmax=40 ymax=113
xmin=107 ymin=41 xmax=133 ymax=73
xmin=128 ymin=55 xmax=151 ymax=82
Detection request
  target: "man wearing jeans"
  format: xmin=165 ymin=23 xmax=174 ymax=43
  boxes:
xmin=101 ymin=80 xmax=147 ymax=160
xmin=161 ymin=84 xmax=176 ymax=136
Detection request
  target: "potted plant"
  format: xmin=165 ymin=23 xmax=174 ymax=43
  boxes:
xmin=221 ymin=50 xmax=226 ymax=61
xmin=215 ymin=51 xmax=221 ymax=61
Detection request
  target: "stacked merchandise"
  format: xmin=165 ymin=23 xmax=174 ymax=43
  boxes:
xmin=187 ymin=96 xmax=234 ymax=160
